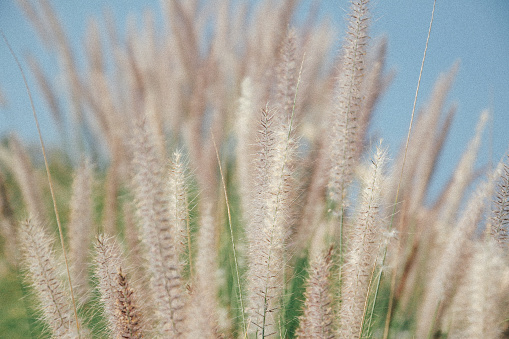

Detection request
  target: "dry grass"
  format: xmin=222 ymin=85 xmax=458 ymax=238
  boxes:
xmin=1 ymin=0 xmax=509 ymax=338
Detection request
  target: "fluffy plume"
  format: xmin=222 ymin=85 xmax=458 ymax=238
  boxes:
xmin=68 ymin=160 xmax=94 ymax=299
xmin=328 ymin=0 xmax=370 ymax=210
xmin=235 ymin=77 xmax=257 ymax=219
xmin=18 ymin=219 xmax=80 ymax=338
xmin=339 ymin=144 xmax=387 ymax=338
xmin=131 ymin=117 xmax=186 ymax=337
xmin=95 ymin=235 xmax=144 ymax=339
xmin=186 ymin=205 xmax=219 ymax=338
xmin=489 ymin=156 xmax=509 ymax=244
xmin=447 ymin=239 xmax=508 ymax=339
xmin=416 ymin=160 xmax=503 ymax=338
xmin=274 ymin=28 xmax=298 ymax=120
xmin=95 ymin=235 xmax=122 ymax=331
xmin=247 ymin=106 xmax=297 ymax=337
xmin=116 ymin=268 xmax=145 ymax=339
xmin=296 ymin=245 xmax=334 ymax=339
xmin=168 ymin=150 xmax=189 ymax=260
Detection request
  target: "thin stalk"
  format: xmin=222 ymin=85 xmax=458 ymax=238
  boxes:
xmin=1 ymin=31 xmax=81 ymax=337
xmin=364 ymin=232 xmax=389 ymax=337
xmin=212 ymin=134 xmax=247 ymax=334
xmin=367 ymin=266 xmax=384 ymax=333
xmin=382 ymin=1 xmax=437 ymax=338
xmin=339 ymin=207 xmax=344 ymax=287
xmin=280 ymin=250 xmax=287 ymax=338
xmin=358 ymin=148 xmax=385 ymax=339
xmin=15 ymin=261 xmax=37 ymax=336
xmin=185 ymin=194 xmax=193 ymax=280
xmin=359 ymin=266 xmax=377 ymax=338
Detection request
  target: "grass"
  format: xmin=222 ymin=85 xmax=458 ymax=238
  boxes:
xmin=1 ymin=0 xmax=509 ymax=338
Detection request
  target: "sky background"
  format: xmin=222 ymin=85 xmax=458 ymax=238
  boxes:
xmin=0 ymin=0 xmax=508 ymax=203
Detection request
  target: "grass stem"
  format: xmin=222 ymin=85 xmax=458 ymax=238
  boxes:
xmin=382 ymin=1 xmax=437 ymax=337
xmin=212 ymin=133 xmax=247 ymax=335
xmin=1 ymin=30 xmax=81 ymax=338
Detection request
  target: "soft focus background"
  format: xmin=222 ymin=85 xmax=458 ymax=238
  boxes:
xmin=0 ymin=0 xmax=508 ymax=201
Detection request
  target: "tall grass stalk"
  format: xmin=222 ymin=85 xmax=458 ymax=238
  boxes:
xmin=213 ymin=133 xmax=247 ymax=335
xmin=339 ymin=145 xmax=387 ymax=338
xmin=382 ymin=1 xmax=437 ymax=336
xmin=1 ymin=31 xmax=81 ymax=337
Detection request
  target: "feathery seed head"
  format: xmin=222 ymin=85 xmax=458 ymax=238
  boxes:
xmin=328 ymin=0 xmax=370 ymax=211
xmin=168 ymin=149 xmax=189 ymax=258
xmin=131 ymin=117 xmax=187 ymax=337
xmin=247 ymin=105 xmax=297 ymax=337
xmin=296 ymin=246 xmax=334 ymax=339
xmin=116 ymin=268 xmax=145 ymax=339
xmin=68 ymin=159 xmax=94 ymax=299
xmin=95 ymin=235 xmax=145 ymax=338
xmin=19 ymin=219 xmax=79 ymax=338
xmin=489 ymin=157 xmax=509 ymax=245
xmin=339 ymin=142 xmax=387 ymax=339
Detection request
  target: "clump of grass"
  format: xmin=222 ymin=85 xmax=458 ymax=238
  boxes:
xmin=1 ymin=0 xmax=509 ymax=338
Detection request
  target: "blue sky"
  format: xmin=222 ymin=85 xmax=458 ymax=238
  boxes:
xmin=0 ymin=0 xmax=508 ymax=202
